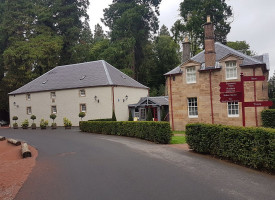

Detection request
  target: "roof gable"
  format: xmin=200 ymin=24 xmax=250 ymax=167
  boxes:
xmin=165 ymin=42 xmax=268 ymax=76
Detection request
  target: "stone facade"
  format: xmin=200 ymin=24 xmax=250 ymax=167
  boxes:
xmin=167 ymin=56 xmax=269 ymax=131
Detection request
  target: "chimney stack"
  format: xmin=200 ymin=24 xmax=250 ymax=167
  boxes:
xmin=204 ymin=15 xmax=216 ymax=67
xmin=182 ymin=37 xmax=191 ymax=63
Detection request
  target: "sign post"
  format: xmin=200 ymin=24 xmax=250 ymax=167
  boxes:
xmin=219 ymin=73 xmax=272 ymax=127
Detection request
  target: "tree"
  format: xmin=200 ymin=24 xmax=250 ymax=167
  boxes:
xmin=102 ymin=0 xmax=161 ymax=79
xmin=159 ymin=25 xmax=170 ymax=36
xmin=227 ymin=41 xmax=255 ymax=56
xmin=93 ymin=24 xmax=105 ymax=42
xmin=172 ymin=0 xmax=232 ymax=56
xmin=128 ymin=111 xmax=133 ymax=121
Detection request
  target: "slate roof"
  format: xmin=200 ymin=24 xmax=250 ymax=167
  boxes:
xmin=165 ymin=42 xmax=269 ymax=75
xmin=128 ymin=96 xmax=169 ymax=107
xmin=9 ymin=60 xmax=148 ymax=95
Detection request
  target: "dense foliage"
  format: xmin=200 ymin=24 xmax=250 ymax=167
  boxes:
xmin=172 ymin=0 xmax=232 ymax=56
xmin=261 ymin=109 xmax=275 ymax=128
xmin=80 ymin=121 xmax=172 ymax=144
xmin=186 ymin=123 xmax=275 ymax=172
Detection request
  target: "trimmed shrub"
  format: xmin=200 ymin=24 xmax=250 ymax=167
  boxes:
xmin=80 ymin=121 xmax=172 ymax=144
xmin=112 ymin=110 xmax=117 ymax=121
xmin=79 ymin=112 xmax=86 ymax=121
xmin=63 ymin=117 xmax=72 ymax=127
xmin=21 ymin=119 xmax=29 ymax=129
xmin=261 ymin=109 xmax=275 ymax=128
xmin=186 ymin=123 xmax=275 ymax=172
xmin=88 ymin=118 xmax=113 ymax=121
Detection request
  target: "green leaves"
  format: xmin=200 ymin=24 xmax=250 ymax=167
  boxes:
xmin=186 ymin=123 xmax=275 ymax=172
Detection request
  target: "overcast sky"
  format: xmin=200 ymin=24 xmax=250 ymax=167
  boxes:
xmin=88 ymin=0 xmax=275 ymax=77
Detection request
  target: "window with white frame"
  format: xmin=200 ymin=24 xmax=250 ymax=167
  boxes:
xmin=26 ymin=107 xmax=32 ymax=115
xmin=51 ymin=106 xmax=57 ymax=114
xmin=26 ymin=94 xmax=31 ymax=100
xmin=227 ymin=102 xmax=239 ymax=117
xmin=186 ymin=67 xmax=196 ymax=83
xmin=79 ymin=89 xmax=86 ymax=97
xmin=188 ymin=98 xmax=198 ymax=117
xmin=226 ymin=61 xmax=237 ymax=80
xmin=80 ymin=104 xmax=86 ymax=113
xmin=50 ymin=92 xmax=56 ymax=98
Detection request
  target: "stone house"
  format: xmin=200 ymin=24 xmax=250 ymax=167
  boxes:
xmin=9 ymin=60 xmax=148 ymax=126
xmin=165 ymin=16 xmax=270 ymax=130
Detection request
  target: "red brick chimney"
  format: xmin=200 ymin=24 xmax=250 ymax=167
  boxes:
xmin=182 ymin=37 xmax=191 ymax=63
xmin=204 ymin=15 xmax=216 ymax=67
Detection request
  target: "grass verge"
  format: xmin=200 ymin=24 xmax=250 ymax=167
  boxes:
xmin=170 ymin=135 xmax=186 ymax=144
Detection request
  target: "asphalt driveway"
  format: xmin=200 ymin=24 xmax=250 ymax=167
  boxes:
xmin=0 ymin=128 xmax=274 ymax=200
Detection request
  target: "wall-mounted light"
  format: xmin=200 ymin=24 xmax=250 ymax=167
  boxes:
xmin=13 ymin=102 xmax=16 ymax=105
xmin=125 ymin=95 xmax=128 ymax=100
xmin=94 ymin=96 xmax=99 ymax=103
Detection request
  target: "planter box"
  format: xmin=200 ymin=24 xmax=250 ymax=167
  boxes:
xmin=65 ymin=126 xmax=71 ymax=129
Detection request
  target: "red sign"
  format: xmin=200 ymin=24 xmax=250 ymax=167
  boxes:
xmin=242 ymin=76 xmax=265 ymax=81
xmin=220 ymin=92 xmax=242 ymax=102
xmin=219 ymin=82 xmax=242 ymax=93
xmin=243 ymin=101 xmax=273 ymax=107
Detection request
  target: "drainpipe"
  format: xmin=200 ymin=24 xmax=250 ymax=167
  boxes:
xmin=209 ymin=70 xmax=214 ymax=124
xmin=253 ymin=68 xmax=258 ymax=126
xmin=169 ymin=75 xmax=174 ymax=130
xmin=112 ymin=86 xmax=115 ymax=112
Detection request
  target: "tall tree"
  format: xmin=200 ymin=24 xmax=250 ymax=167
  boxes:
xmin=227 ymin=41 xmax=255 ymax=56
xmin=102 ymin=0 xmax=161 ymax=79
xmin=94 ymin=24 xmax=105 ymax=42
xmin=172 ymin=0 xmax=232 ymax=56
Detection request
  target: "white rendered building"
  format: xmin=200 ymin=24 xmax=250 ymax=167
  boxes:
xmin=9 ymin=60 xmax=148 ymax=126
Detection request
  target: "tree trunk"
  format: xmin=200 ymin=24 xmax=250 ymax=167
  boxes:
xmin=21 ymin=143 xmax=32 ymax=158
xmin=7 ymin=138 xmax=21 ymax=146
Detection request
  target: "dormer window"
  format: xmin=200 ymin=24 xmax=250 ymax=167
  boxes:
xmin=186 ymin=67 xmax=196 ymax=83
xmin=26 ymin=94 xmax=31 ymax=100
xmin=226 ymin=61 xmax=237 ymax=80
xmin=79 ymin=89 xmax=86 ymax=97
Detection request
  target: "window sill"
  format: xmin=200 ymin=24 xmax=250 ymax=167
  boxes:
xmin=188 ymin=115 xmax=198 ymax=118
xmin=228 ymin=115 xmax=239 ymax=118
xmin=186 ymin=82 xmax=197 ymax=84
xmin=226 ymin=77 xmax=237 ymax=80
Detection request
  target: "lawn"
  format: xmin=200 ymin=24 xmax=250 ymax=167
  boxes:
xmin=170 ymin=131 xmax=186 ymax=144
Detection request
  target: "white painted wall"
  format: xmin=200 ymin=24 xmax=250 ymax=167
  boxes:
xmin=113 ymin=86 xmax=148 ymax=121
xmin=9 ymin=86 xmax=148 ymax=126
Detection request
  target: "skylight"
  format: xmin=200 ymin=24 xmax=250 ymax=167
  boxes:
xmin=42 ymin=80 xmax=48 ymax=84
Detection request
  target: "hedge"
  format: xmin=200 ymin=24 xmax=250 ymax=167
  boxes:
xmin=79 ymin=121 xmax=172 ymax=144
xmin=261 ymin=109 xmax=275 ymax=128
xmin=186 ymin=123 xmax=275 ymax=172
xmin=88 ymin=118 xmax=113 ymax=121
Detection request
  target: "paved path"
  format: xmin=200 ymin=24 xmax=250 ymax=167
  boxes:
xmin=0 ymin=128 xmax=274 ymax=200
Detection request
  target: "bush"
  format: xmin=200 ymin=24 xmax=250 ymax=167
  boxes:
xmin=146 ymin=109 xmax=153 ymax=121
xmin=30 ymin=115 xmax=36 ymax=122
xmin=12 ymin=116 xmax=18 ymax=123
xmin=186 ymin=123 xmax=275 ymax=172
xmin=63 ymin=117 xmax=72 ymax=127
xmin=261 ymin=109 xmax=275 ymax=128
xmin=80 ymin=121 xmax=172 ymax=144
xmin=40 ymin=119 xmax=48 ymax=129
xmin=21 ymin=119 xmax=29 ymax=129
xmin=112 ymin=110 xmax=117 ymax=121
xmin=79 ymin=112 xmax=86 ymax=120
xmin=88 ymin=118 xmax=112 ymax=121
xmin=50 ymin=114 xmax=57 ymax=123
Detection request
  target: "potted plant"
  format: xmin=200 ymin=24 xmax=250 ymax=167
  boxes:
xmin=50 ymin=114 xmax=57 ymax=129
xmin=30 ymin=115 xmax=36 ymax=129
xmin=78 ymin=112 xmax=86 ymax=121
xmin=12 ymin=116 xmax=18 ymax=129
xmin=63 ymin=117 xmax=72 ymax=129
xmin=40 ymin=119 xmax=48 ymax=129
xmin=21 ymin=119 xmax=29 ymax=129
